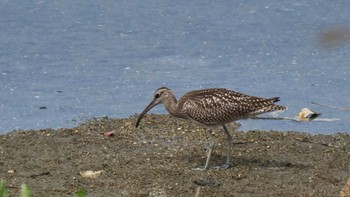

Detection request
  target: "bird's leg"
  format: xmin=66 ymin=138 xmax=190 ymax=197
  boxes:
xmin=213 ymin=125 xmax=232 ymax=170
xmin=193 ymin=129 xmax=214 ymax=171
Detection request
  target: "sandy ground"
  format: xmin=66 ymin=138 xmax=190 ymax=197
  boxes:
xmin=0 ymin=114 xmax=349 ymax=197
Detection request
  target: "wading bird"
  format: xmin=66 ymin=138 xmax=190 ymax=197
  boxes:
xmin=135 ymin=87 xmax=287 ymax=170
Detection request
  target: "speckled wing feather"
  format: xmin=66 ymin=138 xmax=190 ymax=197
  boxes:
xmin=177 ymin=88 xmax=286 ymax=126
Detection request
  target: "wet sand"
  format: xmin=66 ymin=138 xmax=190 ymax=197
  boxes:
xmin=0 ymin=114 xmax=349 ymax=196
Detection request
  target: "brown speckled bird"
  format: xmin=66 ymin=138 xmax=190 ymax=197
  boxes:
xmin=135 ymin=87 xmax=287 ymax=170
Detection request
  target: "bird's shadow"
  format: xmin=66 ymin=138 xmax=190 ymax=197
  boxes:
xmin=231 ymin=156 xmax=309 ymax=169
xmin=183 ymin=153 xmax=309 ymax=170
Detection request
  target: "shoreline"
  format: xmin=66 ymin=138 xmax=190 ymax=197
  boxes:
xmin=1 ymin=114 xmax=349 ymax=196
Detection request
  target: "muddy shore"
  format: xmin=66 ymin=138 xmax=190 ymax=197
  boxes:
xmin=0 ymin=114 xmax=349 ymax=196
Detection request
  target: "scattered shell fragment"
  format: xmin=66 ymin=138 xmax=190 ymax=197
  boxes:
xmin=297 ymin=108 xmax=320 ymax=121
xmin=0 ymin=145 xmax=4 ymax=153
xmin=79 ymin=170 xmax=103 ymax=178
xmin=340 ymin=178 xmax=350 ymax=197
xmin=103 ymin=131 xmax=115 ymax=137
xmin=7 ymin=169 xmax=15 ymax=173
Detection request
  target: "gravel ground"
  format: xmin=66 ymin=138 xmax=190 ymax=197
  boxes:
xmin=1 ymin=114 xmax=349 ymax=197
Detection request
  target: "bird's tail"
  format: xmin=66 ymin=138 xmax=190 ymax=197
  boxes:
xmin=267 ymin=97 xmax=288 ymax=111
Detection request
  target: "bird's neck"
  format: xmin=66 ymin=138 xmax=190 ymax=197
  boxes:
xmin=163 ymin=94 xmax=180 ymax=117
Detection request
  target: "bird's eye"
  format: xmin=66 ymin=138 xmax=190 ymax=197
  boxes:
xmin=155 ymin=93 xmax=161 ymax=98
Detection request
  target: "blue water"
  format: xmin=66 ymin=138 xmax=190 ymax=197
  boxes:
xmin=0 ymin=1 xmax=349 ymax=134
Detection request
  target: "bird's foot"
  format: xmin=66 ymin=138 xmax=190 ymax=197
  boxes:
xmin=192 ymin=166 xmax=208 ymax=171
xmin=192 ymin=163 xmax=210 ymax=171
xmin=212 ymin=162 xmax=230 ymax=170
xmin=192 ymin=163 xmax=230 ymax=171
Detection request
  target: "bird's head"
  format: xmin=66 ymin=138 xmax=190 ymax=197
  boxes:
xmin=135 ymin=87 xmax=172 ymax=128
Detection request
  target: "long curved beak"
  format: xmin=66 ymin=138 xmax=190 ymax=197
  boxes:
xmin=135 ymin=99 xmax=160 ymax=128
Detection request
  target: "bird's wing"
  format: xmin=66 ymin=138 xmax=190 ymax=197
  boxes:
xmin=178 ymin=88 xmax=284 ymax=126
